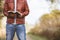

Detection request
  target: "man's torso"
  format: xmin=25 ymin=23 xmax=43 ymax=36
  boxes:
xmin=7 ymin=0 xmax=25 ymax=13
xmin=6 ymin=0 xmax=26 ymax=24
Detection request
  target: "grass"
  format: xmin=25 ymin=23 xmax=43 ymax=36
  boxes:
xmin=0 ymin=33 xmax=48 ymax=40
xmin=0 ymin=38 xmax=6 ymax=40
xmin=28 ymin=34 xmax=48 ymax=40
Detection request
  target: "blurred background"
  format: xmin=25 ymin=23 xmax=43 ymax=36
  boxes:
xmin=0 ymin=0 xmax=60 ymax=40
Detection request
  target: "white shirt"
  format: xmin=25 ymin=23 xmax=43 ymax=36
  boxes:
xmin=13 ymin=0 xmax=17 ymax=24
xmin=14 ymin=0 xmax=17 ymax=13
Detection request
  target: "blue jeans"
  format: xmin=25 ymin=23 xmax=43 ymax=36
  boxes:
xmin=6 ymin=23 xmax=26 ymax=40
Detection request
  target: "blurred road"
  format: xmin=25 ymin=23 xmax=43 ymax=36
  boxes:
xmin=13 ymin=34 xmax=32 ymax=40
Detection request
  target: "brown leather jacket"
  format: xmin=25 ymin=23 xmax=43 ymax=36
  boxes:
xmin=3 ymin=0 xmax=29 ymax=24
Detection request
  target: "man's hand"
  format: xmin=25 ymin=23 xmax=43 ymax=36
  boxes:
xmin=8 ymin=12 xmax=16 ymax=18
xmin=7 ymin=11 xmax=23 ymax=18
xmin=16 ymin=12 xmax=23 ymax=18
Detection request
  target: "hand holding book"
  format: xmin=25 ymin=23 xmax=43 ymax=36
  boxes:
xmin=15 ymin=12 xmax=22 ymax=18
xmin=8 ymin=11 xmax=22 ymax=18
xmin=8 ymin=11 xmax=15 ymax=18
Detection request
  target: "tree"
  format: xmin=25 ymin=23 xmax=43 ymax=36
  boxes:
xmin=47 ymin=0 xmax=60 ymax=10
xmin=30 ymin=9 xmax=60 ymax=40
xmin=0 ymin=0 xmax=4 ymax=28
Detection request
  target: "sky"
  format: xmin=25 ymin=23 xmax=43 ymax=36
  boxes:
xmin=25 ymin=0 xmax=60 ymax=25
xmin=25 ymin=0 xmax=51 ymax=25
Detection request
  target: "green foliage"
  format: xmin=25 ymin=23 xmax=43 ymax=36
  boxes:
xmin=0 ymin=0 xmax=4 ymax=12
xmin=0 ymin=0 xmax=4 ymax=19
xmin=0 ymin=37 xmax=6 ymax=40
xmin=47 ymin=0 xmax=55 ymax=4
xmin=50 ymin=0 xmax=55 ymax=3
xmin=0 ymin=8 xmax=3 ymax=12
xmin=28 ymin=34 xmax=48 ymax=40
xmin=29 ymin=9 xmax=60 ymax=40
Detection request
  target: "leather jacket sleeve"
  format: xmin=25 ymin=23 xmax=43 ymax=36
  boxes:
xmin=22 ymin=0 xmax=29 ymax=17
xmin=3 ymin=0 xmax=8 ymax=16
